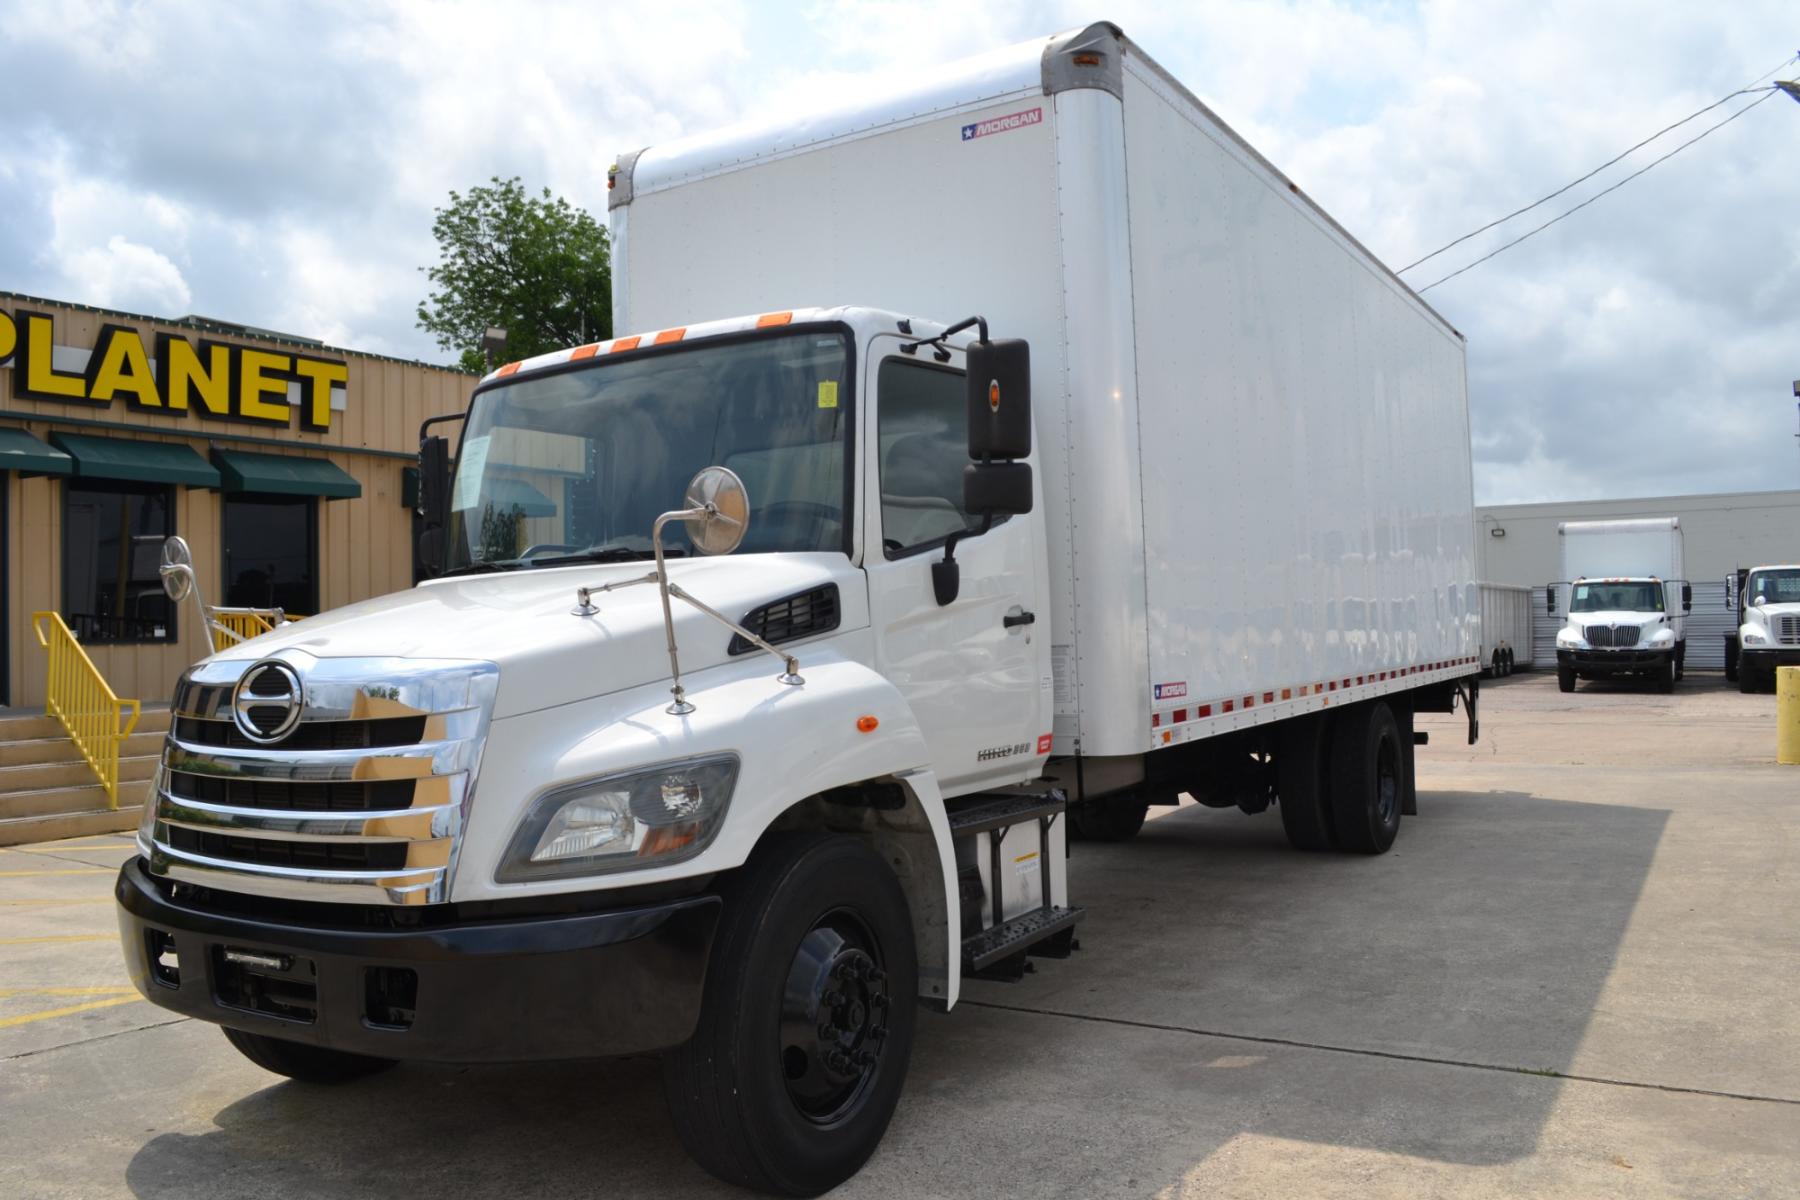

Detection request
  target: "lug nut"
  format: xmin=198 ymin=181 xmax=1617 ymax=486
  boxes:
xmin=822 ymin=989 xmax=844 ymax=1007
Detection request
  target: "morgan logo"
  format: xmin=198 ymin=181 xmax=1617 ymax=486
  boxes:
xmin=1153 ymin=681 xmax=1187 ymax=701
xmin=961 ymin=107 xmax=1042 ymax=141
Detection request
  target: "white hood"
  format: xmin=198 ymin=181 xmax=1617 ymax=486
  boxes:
xmin=215 ymin=554 xmax=866 ymax=719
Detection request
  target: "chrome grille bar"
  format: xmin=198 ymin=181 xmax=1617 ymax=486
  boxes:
xmin=143 ymin=654 xmax=498 ymax=906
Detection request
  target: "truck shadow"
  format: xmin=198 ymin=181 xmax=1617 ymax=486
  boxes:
xmin=122 ymin=788 xmax=1667 ymax=1199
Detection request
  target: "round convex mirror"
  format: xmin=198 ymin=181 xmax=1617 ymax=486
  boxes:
xmin=160 ymin=536 xmax=195 ymax=602
xmin=682 ymin=466 xmax=750 ymax=556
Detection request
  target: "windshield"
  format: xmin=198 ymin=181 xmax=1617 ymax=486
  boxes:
xmin=445 ymin=331 xmax=851 ymax=572
xmin=1570 ymin=581 xmax=1665 ymax=613
xmin=1746 ymin=569 xmax=1800 ymax=605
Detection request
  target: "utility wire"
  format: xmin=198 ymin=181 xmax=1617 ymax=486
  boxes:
xmin=1416 ymin=86 xmax=1781 ymax=294
xmin=1398 ymin=51 xmax=1798 ymax=274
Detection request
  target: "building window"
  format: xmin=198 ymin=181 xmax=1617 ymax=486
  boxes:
xmin=63 ymin=480 xmax=176 ymax=643
xmin=222 ymin=494 xmax=317 ymax=615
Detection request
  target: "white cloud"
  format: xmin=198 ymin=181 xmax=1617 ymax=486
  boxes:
xmin=61 ymin=235 xmax=193 ymax=313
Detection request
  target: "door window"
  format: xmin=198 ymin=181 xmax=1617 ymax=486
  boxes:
xmin=877 ymin=359 xmax=982 ymax=557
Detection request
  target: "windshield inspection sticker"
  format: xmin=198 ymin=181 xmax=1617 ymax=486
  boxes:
xmin=451 ymin=434 xmax=490 ymax=511
xmin=817 ymin=380 xmax=838 ymax=409
xmin=961 ymin=107 xmax=1042 ymax=141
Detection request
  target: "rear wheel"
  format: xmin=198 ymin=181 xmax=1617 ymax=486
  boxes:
xmin=221 ymin=1027 xmax=395 ymax=1084
xmin=1278 ymin=714 xmax=1335 ymax=851
xmin=1329 ymin=702 xmax=1404 ymax=855
xmin=1557 ymin=665 xmax=1576 ymax=693
xmin=1070 ymin=794 xmax=1150 ymax=842
xmin=662 ymin=833 xmax=916 ymax=1197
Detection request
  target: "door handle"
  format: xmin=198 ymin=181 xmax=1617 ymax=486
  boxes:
xmin=1003 ymin=610 xmax=1036 ymax=629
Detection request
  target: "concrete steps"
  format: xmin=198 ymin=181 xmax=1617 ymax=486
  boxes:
xmin=0 ymin=708 xmax=168 ymax=846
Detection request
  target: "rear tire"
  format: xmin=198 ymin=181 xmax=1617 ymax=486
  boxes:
xmin=1070 ymin=795 xmax=1149 ymax=842
xmin=662 ymin=833 xmax=917 ymax=1197
xmin=1329 ymin=702 xmax=1404 ymax=855
xmin=221 ymin=1027 xmax=395 ymax=1084
xmin=1277 ymin=714 xmax=1336 ymax=851
xmin=1557 ymin=665 xmax=1576 ymax=693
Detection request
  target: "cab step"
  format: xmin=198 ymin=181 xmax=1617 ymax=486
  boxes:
xmin=961 ymin=904 xmax=1084 ymax=974
xmin=947 ymin=791 xmax=1066 ymax=837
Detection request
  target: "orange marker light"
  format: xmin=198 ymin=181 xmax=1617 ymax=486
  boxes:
xmin=496 ymin=362 xmax=520 ymax=378
xmin=757 ymin=311 xmax=793 ymax=327
xmin=653 ymin=327 xmax=687 ymax=345
xmin=610 ymin=335 xmax=641 ymax=353
xmin=571 ymin=343 xmax=600 ymax=360
xmin=856 ymin=715 xmax=879 ymax=733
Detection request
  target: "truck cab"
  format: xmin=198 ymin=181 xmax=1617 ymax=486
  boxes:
xmin=1726 ymin=564 xmax=1800 ymax=693
xmin=1553 ymin=577 xmax=1686 ymax=693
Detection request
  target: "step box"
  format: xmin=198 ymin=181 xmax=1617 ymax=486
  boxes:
xmin=949 ymin=790 xmax=1071 ymax=945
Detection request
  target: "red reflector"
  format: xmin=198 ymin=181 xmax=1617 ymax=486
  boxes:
xmin=1173 ymin=708 xmax=1186 ymax=723
xmin=1197 ymin=704 xmax=1212 ymax=717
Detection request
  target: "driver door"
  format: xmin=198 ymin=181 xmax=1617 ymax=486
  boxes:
xmin=862 ymin=339 xmax=1049 ymax=797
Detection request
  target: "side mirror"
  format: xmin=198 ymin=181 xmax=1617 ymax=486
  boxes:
xmin=415 ymin=435 xmax=451 ymax=577
xmin=1681 ymin=583 xmax=1692 ymax=612
xmin=966 ymin=338 xmax=1031 ymax=459
xmin=964 ymin=461 xmax=1032 ymax=516
xmin=1545 ymin=584 xmax=1556 ymax=614
xmin=1724 ymin=574 xmax=1735 ymax=611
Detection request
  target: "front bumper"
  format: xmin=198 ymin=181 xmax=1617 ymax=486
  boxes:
xmin=1557 ymin=648 xmax=1673 ymax=674
xmin=1742 ymin=647 xmax=1800 ymax=670
xmin=116 ymin=857 xmax=719 ymax=1062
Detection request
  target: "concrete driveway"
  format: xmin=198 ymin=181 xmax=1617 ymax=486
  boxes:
xmin=3 ymin=671 xmax=1796 ymax=1198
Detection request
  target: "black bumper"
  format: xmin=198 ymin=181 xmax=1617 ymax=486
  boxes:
xmin=1742 ymin=648 xmax=1800 ymax=671
xmin=116 ymin=858 xmax=720 ymax=1063
xmin=1557 ymin=648 xmax=1672 ymax=674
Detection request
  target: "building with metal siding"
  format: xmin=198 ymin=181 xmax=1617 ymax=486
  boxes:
xmin=1476 ymin=489 xmax=1800 ymax=671
xmin=0 ymin=292 xmax=471 ymax=708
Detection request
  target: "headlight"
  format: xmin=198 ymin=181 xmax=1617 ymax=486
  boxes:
xmin=1556 ymin=629 xmax=1585 ymax=648
xmin=497 ymin=754 xmax=739 ymax=882
xmin=1648 ymin=627 xmax=1675 ymax=644
xmin=1742 ymin=628 xmax=1767 ymax=646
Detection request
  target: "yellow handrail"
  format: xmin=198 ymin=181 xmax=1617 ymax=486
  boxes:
xmin=31 ymin=612 xmax=141 ymax=808
xmin=209 ymin=609 xmax=304 ymax=653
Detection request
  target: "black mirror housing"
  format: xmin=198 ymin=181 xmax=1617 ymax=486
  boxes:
xmin=965 ymin=461 xmax=1032 ymax=516
xmin=419 ymin=436 xmax=451 ymax=527
xmin=966 ymin=338 xmax=1031 ymax=459
xmin=1681 ymin=583 xmax=1692 ymax=612
xmin=1545 ymin=584 xmax=1556 ymax=614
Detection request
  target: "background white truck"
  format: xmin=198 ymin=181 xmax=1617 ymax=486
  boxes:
xmin=117 ymin=23 xmax=1480 ymax=1196
xmin=1551 ymin=517 xmax=1689 ymax=693
xmin=1479 ymin=582 xmax=1533 ymax=677
xmin=1724 ymin=563 xmax=1800 ymax=692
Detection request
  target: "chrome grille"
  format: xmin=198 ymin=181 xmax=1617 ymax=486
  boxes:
xmin=1779 ymin=615 xmax=1800 ymax=646
xmin=1583 ymin=624 xmax=1640 ymax=648
xmin=142 ymin=654 xmax=498 ymax=906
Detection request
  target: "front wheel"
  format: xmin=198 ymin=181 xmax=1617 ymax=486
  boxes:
xmin=1557 ymin=665 xmax=1576 ymax=693
xmin=1739 ymin=662 xmax=1760 ymax=694
xmin=662 ymin=833 xmax=917 ymax=1197
xmin=221 ymin=1027 xmax=395 ymax=1084
xmin=1655 ymin=657 xmax=1676 ymax=694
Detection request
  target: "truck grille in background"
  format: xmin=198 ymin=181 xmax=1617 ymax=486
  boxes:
xmin=1584 ymin=625 xmax=1641 ymax=648
xmin=1779 ymin=615 xmax=1800 ymax=646
xmin=730 ymin=584 xmax=840 ymax=655
xmin=144 ymin=659 xmax=496 ymax=906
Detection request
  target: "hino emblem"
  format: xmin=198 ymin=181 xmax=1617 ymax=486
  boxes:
xmin=231 ymin=661 xmax=305 ymax=744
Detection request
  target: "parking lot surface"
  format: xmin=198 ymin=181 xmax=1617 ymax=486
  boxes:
xmin=3 ymin=671 xmax=1796 ymax=1198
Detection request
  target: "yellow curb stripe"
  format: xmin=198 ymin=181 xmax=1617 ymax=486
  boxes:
xmin=0 ymin=934 xmax=114 ymax=945
xmin=0 ymin=995 xmax=142 ymax=1029
xmin=0 ymin=869 xmax=113 ymax=877
xmin=0 ymin=987 xmax=136 ymax=998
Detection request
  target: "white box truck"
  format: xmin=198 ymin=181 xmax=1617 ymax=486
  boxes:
xmin=1551 ymin=517 xmax=1689 ymax=693
xmin=117 ymin=23 xmax=1480 ymax=1196
xmin=1478 ymin=583 xmax=1533 ymax=676
xmin=1724 ymin=563 xmax=1800 ymax=692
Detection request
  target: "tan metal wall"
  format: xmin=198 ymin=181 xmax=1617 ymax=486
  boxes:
xmin=3 ymin=296 xmax=472 ymax=707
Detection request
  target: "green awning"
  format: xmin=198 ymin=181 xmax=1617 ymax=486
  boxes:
xmin=0 ymin=428 xmax=72 ymax=476
xmin=49 ymin=432 xmax=220 ymax=487
xmin=212 ymin=448 xmax=361 ymax=500
xmin=479 ymin=477 xmax=558 ymax=518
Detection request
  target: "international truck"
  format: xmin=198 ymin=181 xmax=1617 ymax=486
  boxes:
xmin=1724 ymin=563 xmax=1800 ymax=692
xmin=116 ymin=23 xmax=1481 ymax=1196
xmin=1550 ymin=518 xmax=1689 ymax=693
xmin=1478 ymin=582 xmax=1533 ymax=677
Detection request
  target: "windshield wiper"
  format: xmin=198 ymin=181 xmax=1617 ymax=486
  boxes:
xmin=531 ymin=546 xmax=689 ymax=567
xmin=439 ymin=559 xmax=526 ymax=578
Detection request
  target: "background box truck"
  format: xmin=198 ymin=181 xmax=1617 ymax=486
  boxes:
xmin=1551 ymin=518 xmax=1689 ymax=693
xmin=117 ymin=22 xmax=1480 ymax=1196
xmin=1725 ymin=563 xmax=1800 ymax=692
xmin=1479 ymin=582 xmax=1533 ymax=676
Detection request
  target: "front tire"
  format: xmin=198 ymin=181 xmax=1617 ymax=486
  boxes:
xmin=1655 ymin=657 xmax=1676 ymax=694
xmin=662 ymin=833 xmax=917 ymax=1197
xmin=1329 ymin=702 xmax=1404 ymax=855
xmin=1558 ymin=665 xmax=1576 ymax=693
xmin=1739 ymin=661 xmax=1760 ymax=694
xmin=221 ymin=1027 xmax=395 ymax=1084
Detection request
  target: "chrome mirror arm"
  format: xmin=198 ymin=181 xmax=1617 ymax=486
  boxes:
xmin=666 ymin=583 xmax=804 ymax=686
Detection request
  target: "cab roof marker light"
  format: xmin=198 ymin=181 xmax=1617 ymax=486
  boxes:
xmin=496 ymin=362 xmax=521 ymax=378
xmin=654 ymin=327 xmax=687 ymax=345
xmin=571 ymin=343 xmax=601 ymax=360
xmin=756 ymin=312 xmax=793 ymax=327
xmin=610 ymin=335 xmax=642 ymax=353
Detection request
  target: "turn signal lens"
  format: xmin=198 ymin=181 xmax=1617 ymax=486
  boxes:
xmin=856 ymin=715 xmax=879 ymax=733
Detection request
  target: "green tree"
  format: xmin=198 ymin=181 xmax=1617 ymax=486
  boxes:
xmin=417 ymin=177 xmax=611 ymax=374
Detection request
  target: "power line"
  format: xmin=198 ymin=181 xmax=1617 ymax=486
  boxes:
xmin=1398 ymin=51 xmax=1798 ymax=275
xmin=1416 ymin=87 xmax=1781 ymax=294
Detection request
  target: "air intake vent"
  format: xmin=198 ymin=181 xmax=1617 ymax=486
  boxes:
xmin=731 ymin=585 xmax=840 ymax=655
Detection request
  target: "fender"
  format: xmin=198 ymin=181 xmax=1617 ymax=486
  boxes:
xmin=456 ymin=644 xmax=965 ymax=1003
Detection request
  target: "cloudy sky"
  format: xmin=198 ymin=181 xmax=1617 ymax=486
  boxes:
xmin=2 ymin=0 xmax=1796 ymax=504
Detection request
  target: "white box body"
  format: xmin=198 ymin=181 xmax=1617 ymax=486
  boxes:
xmin=1479 ymin=583 xmax=1535 ymax=669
